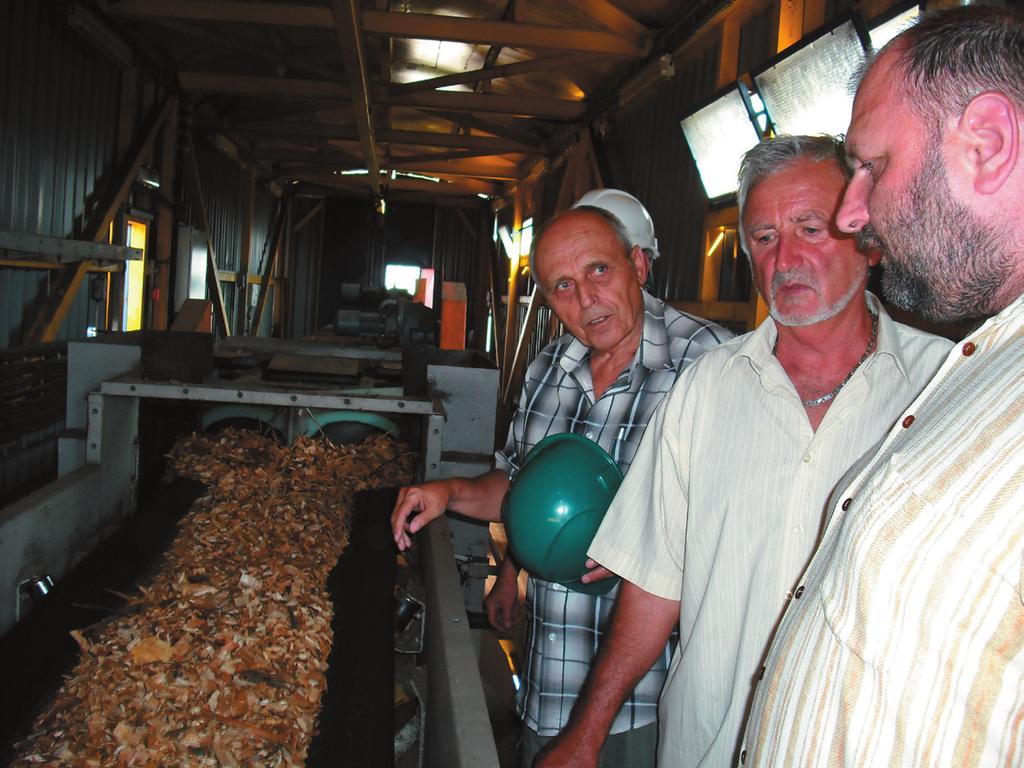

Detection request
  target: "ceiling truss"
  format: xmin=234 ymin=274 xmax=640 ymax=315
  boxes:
xmin=102 ymin=0 xmax=672 ymax=200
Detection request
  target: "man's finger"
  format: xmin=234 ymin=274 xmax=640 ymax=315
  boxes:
xmin=579 ymin=564 xmax=614 ymax=583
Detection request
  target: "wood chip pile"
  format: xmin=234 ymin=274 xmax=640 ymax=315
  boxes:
xmin=11 ymin=429 xmax=413 ymax=767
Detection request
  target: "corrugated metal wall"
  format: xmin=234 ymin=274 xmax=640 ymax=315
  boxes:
xmin=178 ymin=138 xmax=281 ymax=335
xmin=288 ymin=198 xmax=325 ymax=338
xmin=431 ymin=205 xmax=484 ymax=337
xmin=0 ymin=0 xmax=127 ymax=498
xmin=0 ymin=0 xmax=123 ymax=348
xmin=599 ymin=42 xmax=721 ymax=303
xmin=1 ymin=2 xmax=119 ymax=238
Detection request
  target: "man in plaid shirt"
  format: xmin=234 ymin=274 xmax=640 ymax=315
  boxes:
xmin=392 ymin=199 xmax=729 ymax=766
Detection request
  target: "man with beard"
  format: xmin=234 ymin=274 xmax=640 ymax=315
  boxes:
xmin=533 ymin=135 xmax=951 ymax=768
xmin=740 ymin=6 xmax=1024 ymax=767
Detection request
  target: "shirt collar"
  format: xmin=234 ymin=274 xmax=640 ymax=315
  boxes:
xmin=721 ymin=292 xmax=907 ymax=382
xmin=867 ymin=292 xmax=910 ymax=382
xmin=559 ymin=290 xmax=671 ymax=376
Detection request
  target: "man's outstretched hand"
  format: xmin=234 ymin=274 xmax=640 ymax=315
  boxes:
xmin=390 ymin=481 xmax=452 ymax=550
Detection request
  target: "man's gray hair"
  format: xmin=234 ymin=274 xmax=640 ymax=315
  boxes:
xmin=736 ymin=134 xmax=846 ymax=248
xmin=885 ymin=4 xmax=1024 ymax=128
xmin=527 ymin=206 xmax=633 ymax=286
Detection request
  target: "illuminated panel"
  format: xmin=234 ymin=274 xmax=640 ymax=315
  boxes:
xmin=754 ymin=20 xmax=867 ymax=139
xmin=680 ymin=87 xmax=762 ymax=199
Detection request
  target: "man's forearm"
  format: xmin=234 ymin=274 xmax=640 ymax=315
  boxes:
xmin=444 ymin=469 xmax=510 ymax=521
xmin=558 ymin=581 xmax=678 ymax=753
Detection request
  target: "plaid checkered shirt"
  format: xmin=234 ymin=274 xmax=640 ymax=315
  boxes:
xmin=495 ymin=290 xmax=732 ymax=736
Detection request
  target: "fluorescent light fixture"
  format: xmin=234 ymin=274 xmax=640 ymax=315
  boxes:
xmin=753 ymin=18 xmax=868 ymax=138
xmin=519 ymin=219 xmax=533 ymax=258
xmin=869 ymin=5 xmax=920 ymax=51
xmin=396 ymin=171 xmax=441 ymax=183
xmin=680 ymin=85 xmax=763 ymax=199
xmin=498 ymin=226 xmax=517 ymax=262
xmin=340 ymin=169 xmax=369 ymax=175
xmin=137 ymin=165 xmax=161 ymax=189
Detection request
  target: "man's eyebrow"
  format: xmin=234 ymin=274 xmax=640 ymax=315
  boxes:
xmin=794 ymin=210 xmax=829 ymax=222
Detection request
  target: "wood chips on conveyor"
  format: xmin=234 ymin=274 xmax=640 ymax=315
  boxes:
xmin=10 ymin=429 xmax=413 ymax=767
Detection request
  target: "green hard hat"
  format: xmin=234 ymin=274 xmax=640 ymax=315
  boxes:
xmin=503 ymin=433 xmax=623 ymax=595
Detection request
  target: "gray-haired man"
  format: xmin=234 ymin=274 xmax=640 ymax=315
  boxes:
xmin=743 ymin=7 xmax=1024 ymax=766
xmin=535 ymin=135 xmax=952 ymax=768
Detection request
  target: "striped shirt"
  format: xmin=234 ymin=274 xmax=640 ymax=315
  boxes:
xmin=495 ymin=290 xmax=731 ymax=736
xmin=742 ymin=292 xmax=1024 ymax=767
xmin=588 ymin=294 xmax=952 ymax=766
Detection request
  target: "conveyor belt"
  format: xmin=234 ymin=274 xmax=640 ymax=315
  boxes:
xmin=1 ymin=482 xmax=399 ymax=766
xmin=0 ymin=477 xmax=205 ymax=761
xmin=307 ymin=487 xmax=397 ymax=767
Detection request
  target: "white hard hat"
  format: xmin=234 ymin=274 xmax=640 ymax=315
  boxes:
xmin=573 ymin=188 xmax=659 ymax=261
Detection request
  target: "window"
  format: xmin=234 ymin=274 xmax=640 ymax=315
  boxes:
xmin=680 ymin=86 xmax=763 ymax=200
xmin=752 ymin=18 xmax=868 ymax=139
xmin=869 ymin=5 xmax=920 ymax=51
xmin=384 ymin=264 xmax=422 ymax=295
xmin=123 ymin=218 xmax=148 ymax=332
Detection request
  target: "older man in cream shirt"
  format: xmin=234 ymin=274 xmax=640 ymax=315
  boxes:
xmin=533 ymin=135 xmax=952 ymax=768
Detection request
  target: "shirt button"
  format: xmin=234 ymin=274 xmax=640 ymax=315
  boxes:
xmin=793 ymin=525 xmax=803 ymax=535
xmin=902 ymin=415 xmax=915 ymax=428
xmin=962 ymin=341 xmax=977 ymax=356
xmin=740 ymin=749 xmax=747 ymax=764
xmin=586 ymin=432 xmax=594 ymax=439
xmin=841 ymin=498 xmax=852 ymax=511
xmin=549 ymin=632 xmax=557 ymax=641
xmin=795 ymin=586 xmax=805 ymax=599
xmin=802 ymin=454 xmax=811 ymax=463
xmin=785 ymin=590 xmax=793 ymax=600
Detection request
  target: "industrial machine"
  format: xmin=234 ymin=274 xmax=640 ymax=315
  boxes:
xmin=0 ymin=330 xmax=501 ymax=767
xmin=334 ymin=282 xmax=438 ymax=348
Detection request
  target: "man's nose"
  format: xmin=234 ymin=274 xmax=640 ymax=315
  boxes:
xmin=837 ymin=176 xmax=870 ymax=233
xmin=577 ymin=280 xmax=597 ymax=308
xmin=775 ymin=233 xmax=803 ymax=272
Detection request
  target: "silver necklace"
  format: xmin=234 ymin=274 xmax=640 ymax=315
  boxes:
xmin=780 ymin=311 xmax=879 ymax=408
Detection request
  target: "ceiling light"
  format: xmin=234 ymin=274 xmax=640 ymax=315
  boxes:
xmin=753 ymin=18 xmax=868 ymax=138
xmin=868 ymin=5 xmax=920 ymax=51
xmin=680 ymin=85 xmax=763 ymax=200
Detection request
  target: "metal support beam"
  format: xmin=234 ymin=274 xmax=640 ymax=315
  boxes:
xmin=500 ymin=190 xmax=523 ymax=395
xmin=0 ymin=232 xmax=141 ymax=263
xmin=292 ymin=172 xmax=498 ymax=197
xmin=184 ymin=133 xmax=233 ymax=337
xmin=388 ymin=53 xmax=584 ymax=96
xmin=180 ymin=71 xmax=582 ymax=119
xmin=387 ymin=158 xmax=520 ymax=180
xmin=560 ymin=0 xmax=649 ymax=42
xmin=238 ymin=122 xmax=538 ymax=153
xmin=414 ymin=109 xmax=546 ymax=148
xmin=99 ymin=377 xmax=438 ymax=415
xmin=23 ymin=95 xmax=174 ymax=344
xmin=159 ymin=19 xmax=344 ymax=80
xmin=361 ymin=10 xmax=647 ymax=56
xmin=501 ymin=286 xmax=542 ymax=406
xmin=151 ymin=95 xmax=179 ymax=330
xmin=237 ymin=166 xmax=255 ymax=335
xmin=107 ymin=2 xmax=648 ymax=56
xmin=385 ymin=90 xmax=584 ymax=120
xmin=249 ymin=193 xmax=290 ymax=335
xmin=178 ymin=71 xmax=349 ymax=101
xmin=328 ymin=0 xmax=381 ymax=194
